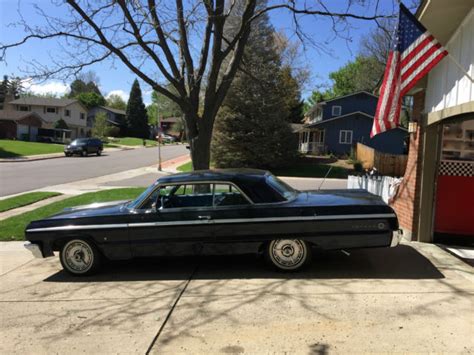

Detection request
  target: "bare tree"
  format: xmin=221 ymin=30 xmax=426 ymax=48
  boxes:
xmin=0 ymin=0 xmax=394 ymax=169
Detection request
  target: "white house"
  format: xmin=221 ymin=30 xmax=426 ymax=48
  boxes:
xmin=2 ymin=96 xmax=89 ymax=139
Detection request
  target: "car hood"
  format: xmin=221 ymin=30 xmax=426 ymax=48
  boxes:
xmin=295 ymin=189 xmax=387 ymax=207
xmin=47 ymin=200 xmax=130 ymax=219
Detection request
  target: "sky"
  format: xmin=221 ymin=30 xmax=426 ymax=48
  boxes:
xmin=0 ymin=0 xmax=399 ymax=105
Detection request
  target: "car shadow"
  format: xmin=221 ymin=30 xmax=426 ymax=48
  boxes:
xmin=44 ymin=245 xmax=444 ymax=282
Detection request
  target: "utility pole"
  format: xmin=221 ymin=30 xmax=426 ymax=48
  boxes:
xmin=156 ymin=109 xmax=162 ymax=171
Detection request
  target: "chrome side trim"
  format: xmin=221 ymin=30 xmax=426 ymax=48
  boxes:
xmin=24 ymin=242 xmax=44 ymax=258
xmin=25 ymin=214 xmax=396 ymax=232
xmin=26 ymin=223 xmax=128 ymax=233
xmin=390 ymin=229 xmax=402 ymax=247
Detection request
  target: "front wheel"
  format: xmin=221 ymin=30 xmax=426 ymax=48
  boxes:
xmin=265 ymin=239 xmax=311 ymax=271
xmin=81 ymin=150 xmax=87 ymax=157
xmin=60 ymin=239 xmax=101 ymax=276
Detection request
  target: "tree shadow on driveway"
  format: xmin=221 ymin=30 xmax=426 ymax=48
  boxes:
xmin=44 ymin=245 xmax=444 ymax=283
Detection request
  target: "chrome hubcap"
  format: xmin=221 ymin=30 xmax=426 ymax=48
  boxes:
xmin=271 ymin=239 xmax=306 ymax=269
xmin=63 ymin=240 xmax=93 ymax=273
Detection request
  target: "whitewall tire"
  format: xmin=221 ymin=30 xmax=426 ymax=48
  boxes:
xmin=265 ymin=239 xmax=311 ymax=271
xmin=60 ymin=239 xmax=101 ymax=276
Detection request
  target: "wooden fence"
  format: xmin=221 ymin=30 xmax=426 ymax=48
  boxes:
xmin=356 ymin=143 xmax=408 ymax=177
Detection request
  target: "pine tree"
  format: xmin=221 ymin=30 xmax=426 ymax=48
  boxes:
xmin=125 ymin=79 xmax=149 ymax=138
xmin=211 ymin=6 xmax=297 ymax=170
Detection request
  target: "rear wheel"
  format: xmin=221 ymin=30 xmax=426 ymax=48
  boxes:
xmin=97 ymin=149 xmax=102 ymax=156
xmin=60 ymin=239 xmax=101 ymax=276
xmin=265 ymin=239 xmax=311 ymax=271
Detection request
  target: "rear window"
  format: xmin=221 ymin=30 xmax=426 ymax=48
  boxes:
xmin=266 ymin=174 xmax=296 ymax=201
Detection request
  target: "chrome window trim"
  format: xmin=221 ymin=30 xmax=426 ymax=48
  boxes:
xmin=25 ymin=213 xmax=397 ymax=232
xmin=134 ymin=180 xmax=254 ymax=211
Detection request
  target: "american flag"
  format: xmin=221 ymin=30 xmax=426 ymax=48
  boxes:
xmin=370 ymin=3 xmax=448 ymax=137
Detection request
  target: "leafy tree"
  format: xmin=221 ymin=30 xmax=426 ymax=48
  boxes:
xmin=329 ymin=55 xmax=384 ymax=97
xmin=54 ymin=118 xmax=69 ymax=130
xmin=68 ymin=72 xmax=103 ymax=99
xmin=147 ymin=87 xmax=182 ymax=126
xmin=125 ymin=79 xmax=149 ymax=139
xmin=76 ymin=92 xmax=106 ymax=110
xmin=106 ymin=94 xmax=127 ymax=111
xmin=212 ymin=9 xmax=297 ymax=170
xmin=91 ymin=112 xmax=111 ymax=138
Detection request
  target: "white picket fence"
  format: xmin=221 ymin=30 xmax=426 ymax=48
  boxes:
xmin=347 ymin=175 xmax=402 ymax=203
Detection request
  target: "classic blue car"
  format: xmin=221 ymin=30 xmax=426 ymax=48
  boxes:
xmin=24 ymin=169 xmax=401 ymax=275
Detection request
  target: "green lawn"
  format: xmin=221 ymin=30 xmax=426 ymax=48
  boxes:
xmin=0 ymin=192 xmax=62 ymax=213
xmin=177 ymin=161 xmax=193 ymax=172
xmin=0 ymin=188 xmax=145 ymax=241
xmin=0 ymin=140 xmax=64 ymax=158
xmin=108 ymin=137 xmax=157 ymax=147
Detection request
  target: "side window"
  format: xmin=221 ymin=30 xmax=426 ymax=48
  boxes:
xmin=160 ymin=183 xmax=213 ymax=209
xmin=213 ymin=184 xmax=250 ymax=207
xmin=140 ymin=188 xmax=160 ymax=210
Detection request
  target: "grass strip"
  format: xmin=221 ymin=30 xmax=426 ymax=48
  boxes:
xmin=0 ymin=192 xmax=62 ymax=213
xmin=0 ymin=188 xmax=145 ymax=241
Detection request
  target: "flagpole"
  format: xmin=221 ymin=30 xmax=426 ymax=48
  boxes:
xmin=447 ymin=53 xmax=474 ymax=83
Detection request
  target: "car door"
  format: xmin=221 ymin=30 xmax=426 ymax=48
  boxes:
xmin=128 ymin=183 xmax=215 ymax=257
xmin=206 ymin=183 xmax=257 ymax=253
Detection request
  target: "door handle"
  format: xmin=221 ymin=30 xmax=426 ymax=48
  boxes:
xmin=198 ymin=215 xmax=212 ymax=220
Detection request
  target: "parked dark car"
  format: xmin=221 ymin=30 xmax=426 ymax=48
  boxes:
xmin=24 ymin=169 xmax=401 ymax=275
xmin=64 ymin=138 xmax=103 ymax=157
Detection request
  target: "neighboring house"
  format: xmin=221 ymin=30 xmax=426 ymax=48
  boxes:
xmin=0 ymin=110 xmax=45 ymax=141
xmin=390 ymin=0 xmax=474 ymax=243
xmin=1 ymin=96 xmax=89 ymax=139
xmin=87 ymin=106 xmax=126 ymax=131
xmin=299 ymin=91 xmax=407 ymax=155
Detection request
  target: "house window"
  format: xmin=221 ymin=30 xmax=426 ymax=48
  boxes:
xmin=46 ymin=107 xmax=57 ymax=113
xmin=339 ymin=130 xmax=353 ymax=144
xmin=18 ymin=105 xmax=29 ymax=112
xmin=65 ymin=109 xmax=70 ymax=117
xmin=80 ymin=113 xmax=85 ymax=120
xmin=316 ymin=130 xmax=325 ymax=143
xmin=332 ymin=105 xmax=342 ymax=116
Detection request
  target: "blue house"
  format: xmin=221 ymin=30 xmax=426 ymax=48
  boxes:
xmin=298 ymin=91 xmax=407 ymax=156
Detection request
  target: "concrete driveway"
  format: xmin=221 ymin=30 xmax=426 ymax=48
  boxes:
xmin=1 ymin=242 xmax=472 ymax=354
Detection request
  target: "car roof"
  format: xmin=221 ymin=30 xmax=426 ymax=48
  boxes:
xmin=157 ymin=168 xmax=269 ymax=185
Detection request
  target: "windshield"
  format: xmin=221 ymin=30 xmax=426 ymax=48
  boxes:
xmin=71 ymin=138 xmax=88 ymax=145
xmin=266 ymin=174 xmax=297 ymax=200
xmin=127 ymin=182 xmax=159 ymax=209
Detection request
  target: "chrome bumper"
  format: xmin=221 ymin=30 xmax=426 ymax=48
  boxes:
xmin=24 ymin=242 xmax=44 ymax=258
xmin=390 ymin=229 xmax=403 ymax=247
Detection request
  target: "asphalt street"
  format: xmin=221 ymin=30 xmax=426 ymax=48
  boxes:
xmin=0 ymin=145 xmax=188 ymax=197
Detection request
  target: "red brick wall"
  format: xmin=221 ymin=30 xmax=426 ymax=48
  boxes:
xmin=389 ymin=91 xmax=425 ymax=239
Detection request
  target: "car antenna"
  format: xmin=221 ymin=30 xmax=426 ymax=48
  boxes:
xmin=318 ymin=165 xmax=333 ymax=190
